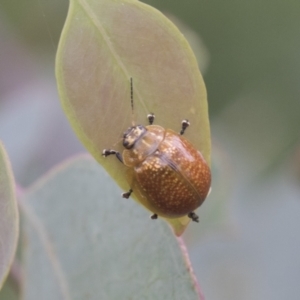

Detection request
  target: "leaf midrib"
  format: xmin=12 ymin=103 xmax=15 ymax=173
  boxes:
xmin=77 ymin=0 xmax=148 ymax=114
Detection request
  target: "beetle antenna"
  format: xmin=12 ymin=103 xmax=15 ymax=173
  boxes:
xmin=112 ymin=136 xmax=123 ymax=147
xmin=130 ymin=77 xmax=136 ymax=126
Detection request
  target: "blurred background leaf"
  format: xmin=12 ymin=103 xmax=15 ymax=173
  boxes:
xmin=0 ymin=280 xmax=18 ymax=300
xmin=21 ymin=156 xmax=202 ymax=300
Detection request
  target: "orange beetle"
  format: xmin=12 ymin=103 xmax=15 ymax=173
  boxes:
xmin=103 ymin=79 xmax=211 ymax=222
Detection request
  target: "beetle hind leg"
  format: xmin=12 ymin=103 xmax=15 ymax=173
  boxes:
xmin=180 ymin=119 xmax=190 ymax=135
xmin=188 ymin=211 xmax=199 ymax=223
xmin=150 ymin=213 xmax=158 ymax=220
xmin=122 ymin=189 xmax=133 ymax=199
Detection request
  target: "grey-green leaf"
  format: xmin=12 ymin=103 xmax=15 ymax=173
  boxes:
xmin=21 ymin=156 xmax=202 ymax=300
xmin=0 ymin=142 xmax=19 ymax=290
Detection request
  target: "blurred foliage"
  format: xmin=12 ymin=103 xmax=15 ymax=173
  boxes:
xmin=0 ymin=278 xmax=18 ymax=300
xmin=0 ymin=142 xmax=19 ymax=291
xmin=1 ymin=0 xmax=68 ymax=53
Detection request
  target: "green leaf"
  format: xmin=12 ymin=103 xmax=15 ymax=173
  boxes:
xmin=56 ymin=0 xmax=211 ymax=235
xmin=0 ymin=277 xmax=19 ymax=300
xmin=0 ymin=142 xmax=19 ymax=290
xmin=21 ymin=156 xmax=203 ymax=300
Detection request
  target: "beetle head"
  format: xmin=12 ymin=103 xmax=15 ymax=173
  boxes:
xmin=123 ymin=125 xmax=147 ymax=149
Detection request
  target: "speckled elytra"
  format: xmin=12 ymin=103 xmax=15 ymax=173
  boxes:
xmin=102 ymin=78 xmax=211 ymax=222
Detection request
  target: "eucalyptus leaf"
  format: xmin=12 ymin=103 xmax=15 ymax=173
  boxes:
xmin=0 ymin=142 xmax=19 ymax=290
xmin=21 ymin=156 xmax=203 ymax=300
xmin=56 ymin=0 xmax=211 ymax=235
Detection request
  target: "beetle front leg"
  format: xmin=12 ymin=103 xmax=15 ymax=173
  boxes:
xmin=147 ymin=113 xmax=155 ymax=125
xmin=102 ymin=149 xmax=123 ymax=163
xmin=188 ymin=211 xmax=199 ymax=223
xmin=180 ymin=119 xmax=190 ymax=135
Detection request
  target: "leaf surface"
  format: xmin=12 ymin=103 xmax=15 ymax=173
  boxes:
xmin=21 ymin=156 xmax=203 ymax=300
xmin=56 ymin=0 xmax=211 ymax=234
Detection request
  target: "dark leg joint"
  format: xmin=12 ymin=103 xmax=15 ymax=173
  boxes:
xmin=150 ymin=213 xmax=158 ymax=220
xmin=180 ymin=119 xmax=190 ymax=135
xmin=102 ymin=149 xmax=123 ymax=163
xmin=188 ymin=211 xmax=199 ymax=223
xmin=122 ymin=189 xmax=133 ymax=199
xmin=102 ymin=149 xmax=116 ymax=157
xmin=147 ymin=113 xmax=155 ymax=125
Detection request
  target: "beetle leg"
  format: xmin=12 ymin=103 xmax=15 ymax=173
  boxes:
xmin=122 ymin=189 xmax=133 ymax=199
xmin=180 ymin=119 xmax=190 ymax=135
xmin=188 ymin=211 xmax=199 ymax=223
xmin=102 ymin=149 xmax=123 ymax=163
xmin=150 ymin=213 xmax=158 ymax=220
xmin=147 ymin=113 xmax=155 ymax=125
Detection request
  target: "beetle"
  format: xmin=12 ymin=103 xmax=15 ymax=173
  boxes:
xmin=102 ymin=78 xmax=211 ymax=222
